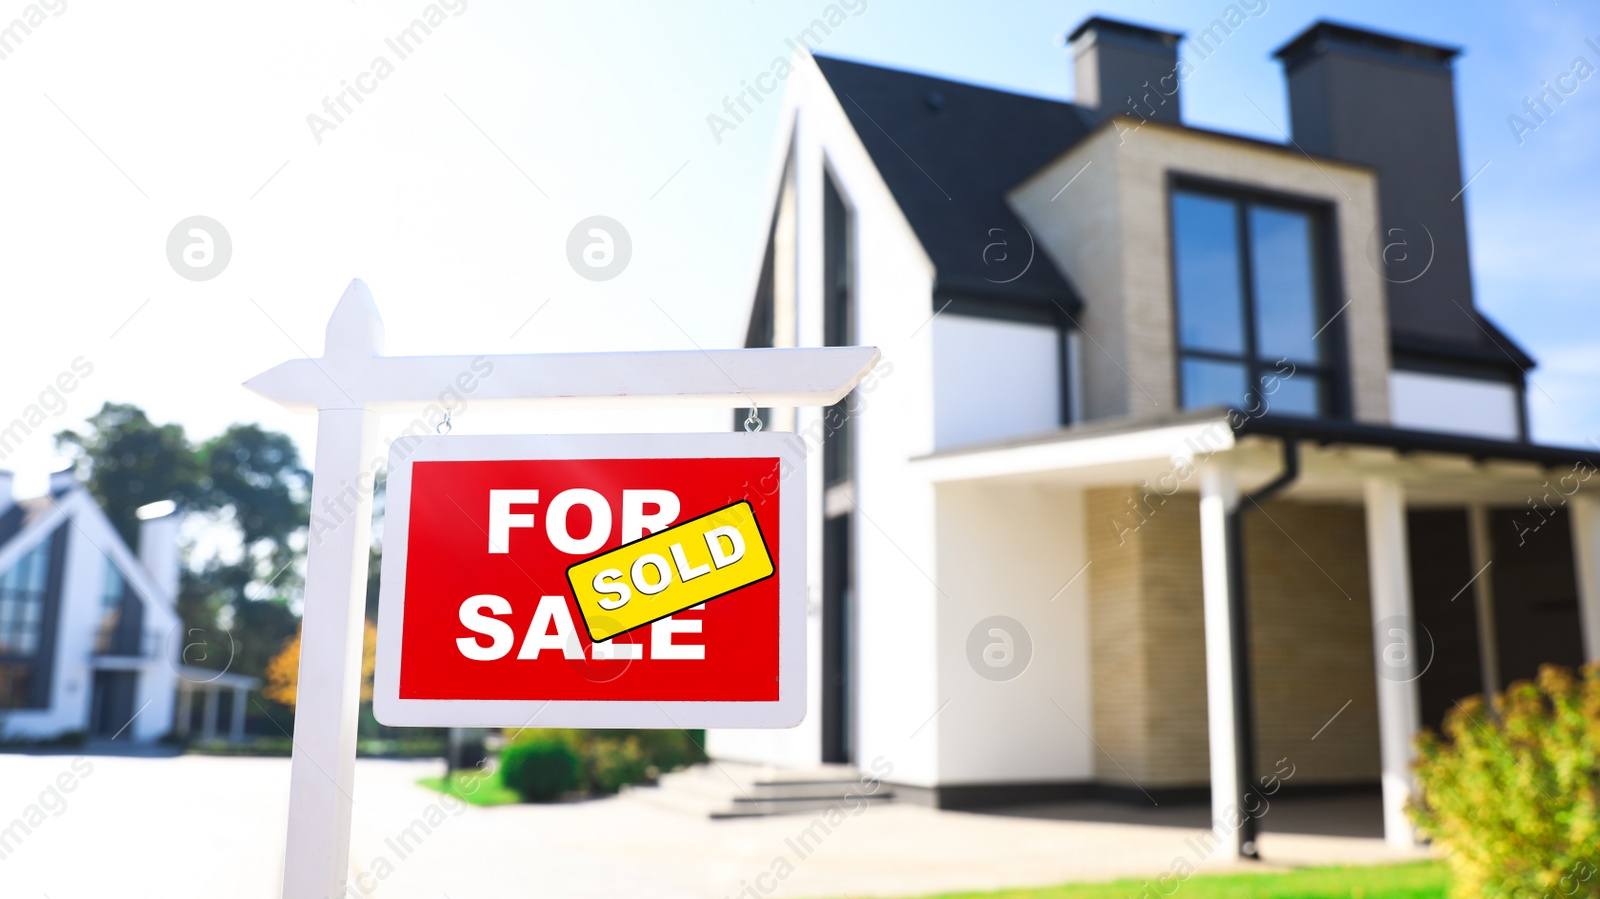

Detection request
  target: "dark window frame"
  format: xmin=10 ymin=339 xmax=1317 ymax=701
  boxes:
xmin=0 ymin=526 xmax=68 ymax=710
xmin=822 ymin=166 xmax=855 ymax=487
xmin=1165 ymin=172 xmax=1352 ymax=420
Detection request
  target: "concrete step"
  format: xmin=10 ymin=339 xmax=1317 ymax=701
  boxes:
xmin=746 ymin=780 xmax=885 ymax=801
xmin=712 ymin=790 xmax=897 ymax=819
xmin=625 ymin=762 xmax=895 ymax=819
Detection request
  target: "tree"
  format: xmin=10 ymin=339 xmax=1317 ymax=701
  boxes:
xmin=55 ymin=403 xmax=204 ymax=547
xmin=56 ymin=403 xmax=312 ymax=684
xmin=263 ymin=621 xmax=377 ymax=707
xmin=197 ymin=423 xmax=310 ymax=574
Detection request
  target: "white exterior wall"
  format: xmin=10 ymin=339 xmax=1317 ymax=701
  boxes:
xmin=934 ymin=483 xmax=1094 ymax=783
xmin=932 ymin=315 xmax=1061 ymax=449
xmin=1389 ymin=370 xmax=1521 ymax=440
xmin=0 ymin=490 xmax=180 ymax=743
xmin=707 ymin=55 xmax=943 ymax=785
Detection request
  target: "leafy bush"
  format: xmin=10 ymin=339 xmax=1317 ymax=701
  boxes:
xmin=586 ymin=736 xmax=651 ymax=795
xmin=631 ymin=729 xmax=707 ymax=775
xmin=497 ymin=728 xmax=707 ymax=801
xmin=499 ymin=732 xmax=582 ymax=802
xmin=1411 ymin=663 xmax=1600 ymax=899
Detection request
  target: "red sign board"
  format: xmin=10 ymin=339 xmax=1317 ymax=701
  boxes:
xmin=373 ymin=433 xmax=806 ymax=728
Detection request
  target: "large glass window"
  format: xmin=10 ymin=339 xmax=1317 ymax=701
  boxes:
xmin=0 ymin=535 xmax=54 ymax=710
xmin=95 ymin=560 xmax=126 ymax=654
xmin=822 ymin=172 xmax=854 ymax=486
xmin=1171 ymin=187 xmax=1334 ymax=417
xmin=0 ymin=539 xmax=50 ymax=656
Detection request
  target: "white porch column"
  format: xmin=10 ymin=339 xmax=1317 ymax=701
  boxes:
xmin=1363 ymin=477 xmax=1422 ymax=849
xmin=175 ymin=682 xmax=192 ymax=736
xmin=201 ymin=686 xmax=220 ymax=741
xmin=1570 ymin=493 xmax=1600 ymax=664
xmin=1198 ymin=467 xmax=1241 ymax=848
xmin=231 ymin=686 xmax=248 ymax=743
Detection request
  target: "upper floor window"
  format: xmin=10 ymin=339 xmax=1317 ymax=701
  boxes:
xmin=1170 ymin=186 xmax=1334 ymax=417
xmin=0 ymin=538 xmax=50 ymax=657
xmin=95 ymin=560 xmax=126 ymax=654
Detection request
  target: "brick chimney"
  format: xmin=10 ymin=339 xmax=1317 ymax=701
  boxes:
xmin=1068 ymin=16 xmax=1184 ymax=125
xmin=1273 ymin=22 xmax=1477 ymax=345
xmin=136 ymin=500 xmax=181 ymax=603
xmin=48 ymin=466 xmax=76 ymax=495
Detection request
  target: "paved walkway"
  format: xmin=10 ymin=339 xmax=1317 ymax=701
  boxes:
xmin=0 ymin=753 xmax=1431 ymax=898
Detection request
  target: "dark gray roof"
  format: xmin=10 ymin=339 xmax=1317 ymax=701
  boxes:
xmin=814 ymin=55 xmax=1089 ymax=313
xmin=812 ymin=50 xmax=1535 ymax=380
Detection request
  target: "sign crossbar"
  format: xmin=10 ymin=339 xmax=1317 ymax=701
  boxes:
xmin=247 ymin=280 xmax=879 ymax=898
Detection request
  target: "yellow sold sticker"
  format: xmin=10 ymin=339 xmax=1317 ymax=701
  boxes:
xmin=566 ymin=500 xmax=773 ymax=643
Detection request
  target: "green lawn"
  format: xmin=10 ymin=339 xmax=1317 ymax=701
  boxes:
xmin=416 ymin=768 xmax=523 ymax=807
xmin=899 ymin=863 xmax=1447 ymax=899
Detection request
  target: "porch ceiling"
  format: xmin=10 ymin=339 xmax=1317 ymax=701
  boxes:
xmin=912 ymin=408 xmax=1597 ymax=507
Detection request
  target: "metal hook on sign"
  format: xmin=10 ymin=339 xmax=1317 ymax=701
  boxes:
xmin=744 ymin=406 xmax=762 ymax=433
xmin=436 ymin=410 xmax=452 ymax=435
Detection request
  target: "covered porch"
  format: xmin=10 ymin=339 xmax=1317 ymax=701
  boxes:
xmin=915 ymin=409 xmax=1600 ymax=854
xmin=173 ymin=667 xmax=262 ymax=744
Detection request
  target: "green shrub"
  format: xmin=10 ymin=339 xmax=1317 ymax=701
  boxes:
xmin=630 ymin=728 xmax=708 ymax=775
xmin=496 ymin=728 xmax=707 ymax=801
xmin=499 ymin=731 xmax=582 ymax=802
xmin=1411 ymin=663 xmax=1600 ymax=899
xmin=586 ymin=735 xmax=651 ymax=795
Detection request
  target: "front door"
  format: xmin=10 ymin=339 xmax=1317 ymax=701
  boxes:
xmin=88 ymin=670 xmax=137 ymax=738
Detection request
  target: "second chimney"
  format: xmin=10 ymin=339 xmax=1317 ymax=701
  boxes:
xmin=1273 ymin=22 xmax=1477 ymax=345
xmin=1069 ymin=16 xmax=1184 ymax=124
xmin=136 ymin=500 xmax=182 ymax=603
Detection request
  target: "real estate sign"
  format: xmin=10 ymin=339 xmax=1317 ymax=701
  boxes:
xmin=373 ymin=432 xmax=806 ymax=728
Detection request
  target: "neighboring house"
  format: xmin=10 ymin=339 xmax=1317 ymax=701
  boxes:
xmin=709 ymin=17 xmax=1600 ymax=855
xmin=0 ymin=469 xmax=256 ymax=744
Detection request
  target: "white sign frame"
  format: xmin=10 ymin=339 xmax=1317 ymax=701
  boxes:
xmin=374 ymin=431 xmax=808 ymax=729
xmin=245 ymin=280 xmax=877 ymax=899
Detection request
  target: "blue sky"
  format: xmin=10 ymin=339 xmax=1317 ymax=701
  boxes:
xmin=0 ymin=0 xmax=1594 ymax=495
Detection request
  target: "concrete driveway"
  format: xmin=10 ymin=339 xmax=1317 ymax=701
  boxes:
xmin=0 ymin=751 xmax=1430 ymax=898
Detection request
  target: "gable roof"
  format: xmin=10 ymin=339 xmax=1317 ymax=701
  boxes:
xmin=813 ymin=55 xmax=1090 ymax=313
xmin=0 ymin=489 xmax=179 ymax=631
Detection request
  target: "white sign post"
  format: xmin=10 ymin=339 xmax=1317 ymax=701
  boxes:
xmin=245 ymin=280 xmax=878 ymax=899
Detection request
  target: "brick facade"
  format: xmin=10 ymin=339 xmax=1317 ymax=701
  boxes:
xmin=1086 ymin=487 xmax=1381 ymax=789
xmin=1013 ymin=120 xmax=1392 ymax=427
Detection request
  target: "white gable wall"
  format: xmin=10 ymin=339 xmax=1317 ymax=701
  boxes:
xmin=707 ymin=54 xmax=945 ymax=786
xmin=69 ymin=492 xmax=181 ymax=743
xmin=1 ymin=490 xmax=180 ymax=743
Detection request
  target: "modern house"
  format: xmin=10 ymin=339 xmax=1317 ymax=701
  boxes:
xmin=0 ymin=470 xmax=256 ymax=744
xmin=707 ymin=17 xmax=1600 ymax=855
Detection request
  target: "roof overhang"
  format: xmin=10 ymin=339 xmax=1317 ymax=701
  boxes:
xmin=175 ymin=666 xmax=262 ymax=690
xmin=913 ymin=409 xmax=1596 ymax=507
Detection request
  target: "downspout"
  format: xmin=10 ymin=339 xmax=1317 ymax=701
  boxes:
xmin=1225 ymin=437 xmax=1299 ymax=859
